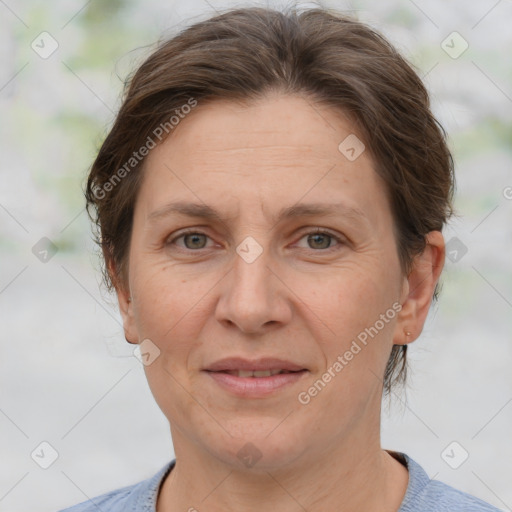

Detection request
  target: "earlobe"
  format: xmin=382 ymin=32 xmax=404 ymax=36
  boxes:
xmin=108 ymin=259 xmax=139 ymax=345
xmin=117 ymin=288 xmax=139 ymax=345
xmin=394 ymin=231 xmax=445 ymax=345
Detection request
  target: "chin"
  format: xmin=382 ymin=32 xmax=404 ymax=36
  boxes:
xmin=208 ymin=423 xmax=306 ymax=471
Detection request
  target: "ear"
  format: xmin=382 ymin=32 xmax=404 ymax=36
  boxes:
xmin=107 ymin=259 xmax=139 ymax=345
xmin=394 ymin=231 xmax=445 ymax=345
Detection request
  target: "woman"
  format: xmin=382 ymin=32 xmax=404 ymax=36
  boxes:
xmin=59 ymin=6 xmax=501 ymax=512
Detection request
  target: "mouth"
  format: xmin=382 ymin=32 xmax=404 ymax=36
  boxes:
xmin=211 ymin=369 xmax=303 ymax=378
xmin=202 ymin=357 xmax=309 ymax=396
xmin=203 ymin=368 xmax=308 ymax=397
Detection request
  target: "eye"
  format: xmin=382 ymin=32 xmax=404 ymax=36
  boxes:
xmin=295 ymin=229 xmax=344 ymax=251
xmin=166 ymin=228 xmax=345 ymax=253
xmin=167 ymin=230 xmax=213 ymax=250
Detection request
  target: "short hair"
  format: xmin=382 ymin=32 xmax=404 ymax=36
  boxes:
xmin=85 ymin=6 xmax=455 ymax=396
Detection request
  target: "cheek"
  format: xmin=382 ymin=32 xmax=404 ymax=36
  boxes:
xmin=298 ymin=265 xmax=399 ymax=376
xmin=131 ymin=257 xmax=206 ymax=336
xmin=306 ymin=265 xmax=394 ymax=331
xmin=129 ymin=265 xmax=215 ymax=394
xmin=133 ymin=268 xmax=210 ymax=422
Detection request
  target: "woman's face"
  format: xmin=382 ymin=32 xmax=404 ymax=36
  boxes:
xmin=118 ymin=93 xmax=423 ymax=469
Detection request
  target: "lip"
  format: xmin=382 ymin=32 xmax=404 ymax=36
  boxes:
xmin=204 ymin=369 xmax=308 ymax=397
xmin=203 ymin=357 xmax=309 ymax=398
xmin=204 ymin=357 xmax=307 ymax=372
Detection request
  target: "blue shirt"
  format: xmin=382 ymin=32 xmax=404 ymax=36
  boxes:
xmin=57 ymin=452 xmax=502 ymax=511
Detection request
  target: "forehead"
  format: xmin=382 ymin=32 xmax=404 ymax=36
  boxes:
xmin=156 ymin=93 xmax=358 ymax=157
xmin=136 ymin=93 xmax=390 ymax=228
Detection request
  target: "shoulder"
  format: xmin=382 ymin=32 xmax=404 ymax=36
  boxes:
xmin=396 ymin=452 xmax=503 ymax=512
xmin=57 ymin=482 xmax=137 ymax=512
xmin=57 ymin=460 xmax=175 ymax=512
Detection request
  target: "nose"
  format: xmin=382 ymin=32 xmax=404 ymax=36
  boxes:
xmin=215 ymin=240 xmax=292 ymax=335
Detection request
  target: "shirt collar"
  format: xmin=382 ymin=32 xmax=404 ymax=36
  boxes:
xmin=132 ymin=452 xmax=429 ymax=511
xmin=133 ymin=459 xmax=176 ymax=511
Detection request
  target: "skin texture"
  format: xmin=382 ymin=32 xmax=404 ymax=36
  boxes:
xmin=114 ymin=93 xmax=445 ymax=512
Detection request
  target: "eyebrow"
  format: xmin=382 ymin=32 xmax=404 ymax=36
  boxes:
xmin=147 ymin=201 xmax=369 ymax=226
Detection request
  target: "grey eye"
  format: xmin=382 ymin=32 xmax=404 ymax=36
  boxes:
xmin=307 ymin=233 xmax=334 ymax=249
xmin=182 ymin=233 xmax=208 ymax=249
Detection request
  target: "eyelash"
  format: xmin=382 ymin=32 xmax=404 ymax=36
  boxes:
xmin=166 ymin=228 xmax=345 ymax=253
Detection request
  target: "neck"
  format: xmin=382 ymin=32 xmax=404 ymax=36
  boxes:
xmin=156 ymin=427 xmax=408 ymax=512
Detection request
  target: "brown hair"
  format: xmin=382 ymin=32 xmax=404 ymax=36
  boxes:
xmin=85 ymin=6 xmax=455 ymax=396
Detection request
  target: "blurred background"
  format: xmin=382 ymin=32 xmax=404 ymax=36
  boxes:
xmin=0 ymin=0 xmax=511 ymax=510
